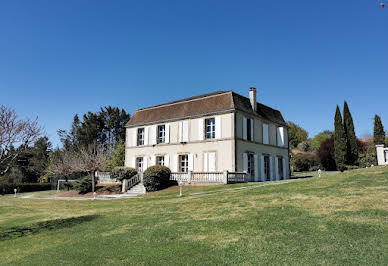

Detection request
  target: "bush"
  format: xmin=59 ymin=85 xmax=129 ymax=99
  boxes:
xmin=317 ymin=137 xmax=337 ymax=171
xmin=345 ymin=165 xmax=359 ymax=170
xmin=291 ymin=153 xmax=319 ymax=172
xmin=0 ymin=183 xmax=52 ymax=195
xmin=73 ymin=176 xmax=97 ymax=194
xmin=359 ymin=143 xmax=377 ymax=168
xmin=111 ymin=167 xmax=137 ymax=181
xmin=143 ymin=166 xmax=175 ymax=192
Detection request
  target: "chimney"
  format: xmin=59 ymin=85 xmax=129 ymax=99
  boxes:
xmin=249 ymin=87 xmax=257 ymax=112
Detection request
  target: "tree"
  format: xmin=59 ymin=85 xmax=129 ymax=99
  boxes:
xmin=334 ymin=106 xmax=347 ymax=171
xmin=311 ymin=131 xmax=333 ymax=151
xmin=0 ymin=106 xmax=42 ymax=176
xmin=106 ymin=139 xmax=125 ymax=171
xmin=317 ymin=137 xmax=336 ymax=170
xmin=373 ymin=115 xmax=385 ymax=145
xmin=343 ymin=102 xmax=358 ymax=165
xmin=287 ymin=121 xmax=308 ymax=148
xmin=58 ymin=114 xmax=81 ymax=150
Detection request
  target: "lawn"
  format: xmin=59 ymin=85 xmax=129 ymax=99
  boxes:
xmin=0 ymin=167 xmax=387 ymax=265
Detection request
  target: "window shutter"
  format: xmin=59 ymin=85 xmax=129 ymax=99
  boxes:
xmin=173 ymin=154 xmax=178 ymax=172
xmin=151 ymin=156 xmax=156 ymax=166
xmin=164 ymin=155 xmax=169 ymax=168
xmin=131 ymin=157 xmax=136 ymax=168
xmin=263 ymin=124 xmax=269 ymax=144
xmin=203 ymin=153 xmax=208 ymax=172
xmin=198 ymin=119 xmax=204 ymax=140
xmin=243 ymin=117 xmax=247 ymax=140
xmin=144 ymin=127 xmax=149 ymax=145
xmin=250 ymin=119 xmax=254 ymax=141
xmin=261 ymin=155 xmax=265 ymax=182
xmin=275 ymin=157 xmax=279 ymax=181
xmin=215 ymin=116 xmax=221 ymax=139
xmin=165 ymin=124 xmax=170 ymax=143
xmin=188 ymin=153 xmax=194 ymax=171
xmin=269 ymin=156 xmax=273 ymax=181
xmin=150 ymin=125 xmax=157 ymax=145
xmin=254 ymin=154 xmax=259 ymax=181
xmin=132 ymin=128 xmax=137 ymax=147
xmin=277 ymin=127 xmax=284 ymax=146
xmin=178 ymin=121 xmax=183 ymax=142
xmin=243 ymin=153 xmax=248 ymax=173
xmin=282 ymin=157 xmax=287 ymax=179
xmin=183 ymin=121 xmax=189 ymax=142
xmin=209 ymin=152 xmax=216 ymax=172
xmin=143 ymin=156 xmax=148 ymax=171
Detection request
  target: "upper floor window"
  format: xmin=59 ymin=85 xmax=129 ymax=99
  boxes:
xmin=179 ymin=154 xmax=189 ymax=172
xmin=205 ymin=118 xmax=216 ymax=139
xmin=157 ymin=125 xmax=166 ymax=144
xmin=137 ymin=128 xmax=145 ymax=146
xmin=263 ymin=123 xmax=269 ymax=144
xmin=247 ymin=118 xmax=253 ymax=141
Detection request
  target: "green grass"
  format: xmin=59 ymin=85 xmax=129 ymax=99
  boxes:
xmin=0 ymin=167 xmax=387 ymax=265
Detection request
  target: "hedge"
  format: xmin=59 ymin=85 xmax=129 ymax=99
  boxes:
xmin=0 ymin=183 xmax=52 ymax=195
xmin=143 ymin=166 xmax=175 ymax=192
xmin=111 ymin=167 xmax=137 ymax=181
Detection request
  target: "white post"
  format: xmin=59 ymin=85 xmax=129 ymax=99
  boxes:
xmin=14 ymin=188 xmax=17 ymax=197
xmin=223 ymin=170 xmax=228 ymax=184
xmin=122 ymin=179 xmax=128 ymax=192
xmin=93 ymin=192 xmax=96 ymax=200
xmin=318 ymin=169 xmax=322 ymax=178
xmin=179 ymin=181 xmax=183 ymax=197
xmin=188 ymin=170 xmax=192 ymax=184
xmin=57 ymin=179 xmax=60 ymax=191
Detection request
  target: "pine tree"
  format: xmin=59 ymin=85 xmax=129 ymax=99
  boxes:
xmin=343 ymin=101 xmax=358 ymax=165
xmin=334 ymin=106 xmax=347 ymax=171
xmin=373 ymin=115 xmax=385 ymax=145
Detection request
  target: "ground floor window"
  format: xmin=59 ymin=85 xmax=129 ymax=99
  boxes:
xmin=247 ymin=153 xmax=255 ymax=179
xmin=264 ymin=155 xmax=270 ymax=181
xmin=278 ymin=156 xmax=283 ymax=179
xmin=156 ymin=155 xmax=165 ymax=166
xmin=179 ymin=154 xmax=189 ymax=172
xmin=136 ymin=157 xmax=144 ymax=172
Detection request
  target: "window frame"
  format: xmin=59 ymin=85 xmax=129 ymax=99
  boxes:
xmin=264 ymin=155 xmax=270 ymax=180
xmin=247 ymin=153 xmax=255 ymax=178
xmin=179 ymin=154 xmax=189 ymax=173
xmin=157 ymin=125 xmax=166 ymax=144
xmin=277 ymin=156 xmax=283 ymax=179
xmin=136 ymin=157 xmax=144 ymax=172
xmin=156 ymin=155 xmax=165 ymax=166
xmin=137 ymin=128 xmax=145 ymax=146
xmin=205 ymin=118 xmax=216 ymax=139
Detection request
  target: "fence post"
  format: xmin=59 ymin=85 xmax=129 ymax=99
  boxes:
xmin=188 ymin=171 xmax=192 ymax=184
xmin=223 ymin=170 xmax=228 ymax=184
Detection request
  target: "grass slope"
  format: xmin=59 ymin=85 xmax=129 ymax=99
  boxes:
xmin=0 ymin=167 xmax=387 ymax=265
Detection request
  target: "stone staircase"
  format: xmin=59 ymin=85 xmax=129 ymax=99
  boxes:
xmin=125 ymin=183 xmax=146 ymax=196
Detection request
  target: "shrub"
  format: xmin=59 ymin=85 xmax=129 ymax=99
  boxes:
xmin=317 ymin=137 xmax=337 ymax=171
xmin=0 ymin=183 xmax=52 ymax=195
xmin=291 ymin=153 xmax=319 ymax=172
xmin=111 ymin=167 xmax=137 ymax=181
xmin=359 ymin=143 xmax=377 ymax=168
xmin=73 ymin=176 xmax=97 ymax=194
xmin=143 ymin=166 xmax=174 ymax=192
xmin=345 ymin=165 xmax=359 ymax=170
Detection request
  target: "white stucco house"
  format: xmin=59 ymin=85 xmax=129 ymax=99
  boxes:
xmin=124 ymin=88 xmax=290 ymax=182
xmin=376 ymin=145 xmax=388 ymax=166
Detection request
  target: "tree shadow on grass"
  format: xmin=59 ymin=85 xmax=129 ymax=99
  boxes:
xmin=290 ymin=175 xmax=313 ymax=180
xmin=0 ymin=214 xmax=99 ymax=241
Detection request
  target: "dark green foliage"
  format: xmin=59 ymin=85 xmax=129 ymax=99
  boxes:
xmin=111 ymin=167 xmax=137 ymax=181
xmin=334 ymin=106 xmax=347 ymax=172
xmin=143 ymin=166 xmax=175 ymax=192
xmin=73 ymin=176 xmax=97 ymax=194
xmin=0 ymin=183 xmax=51 ymax=195
xmin=343 ymin=102 xmax=358 ymax=165
xmin=291 ymin=153 xmax=319 ymax=172
xmin=296 ymin=140 xmax=313 ymax=152
xmin=287 ymin=121 xmax=308 ymax=148
xmin=373 ymin=115 xmax=385 ymax=145
xmin=317 ymin=137 xmax=337 ymax=171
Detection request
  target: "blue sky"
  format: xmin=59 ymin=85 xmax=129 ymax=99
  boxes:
xmin=1 ymin=0 xmax=387 ymax=147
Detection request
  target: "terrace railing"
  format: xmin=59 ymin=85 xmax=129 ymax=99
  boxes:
xmin=170 ymin=171 xmax=248 ymax=184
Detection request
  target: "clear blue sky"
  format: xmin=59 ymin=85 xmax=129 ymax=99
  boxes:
xmin=1 ymin=0 xmax=387 ymax=147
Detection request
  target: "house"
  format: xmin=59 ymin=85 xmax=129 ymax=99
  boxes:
xmin=125 ymin=88 xmax=290 ymax=182
xmin=376 ymin=145 xmax=388 ymax=166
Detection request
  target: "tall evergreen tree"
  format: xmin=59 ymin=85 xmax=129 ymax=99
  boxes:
xmin=343 ymin=101 xmax=358 ymax=165
xmin=334 ymin=106 xmax=347 ymax=171
xmin=373 ymin=115 xmax=385 ymax=145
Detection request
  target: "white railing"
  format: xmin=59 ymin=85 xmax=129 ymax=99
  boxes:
xmin=95 ymin=171 xmax=118 ymax=183
xmin=128 ymin=174 xmax=141 ymax=190
xmin=170 ymin=171 xmax=248 ymax=184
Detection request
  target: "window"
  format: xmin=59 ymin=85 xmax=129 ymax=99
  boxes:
xmin=264 ymin=155 xmax=270 ymax=181
xmin=137 ymin=128 xmax=145 ymax=146
xmin=247 ymin=118 xmax=253 ymax=141
xmin=157 ymin=125 xmax=165 ymax=144
xmin=156 ymin=155 xmax=165 ymax=166
xmin=247 ymin=153 xmax=255 ymax=178
xmin=136 ymin=157 xmax=144 ymax=172
xmin=204 ymin=152 xmax=216 ymax=172
xmin=179 ymin=154 xmax=189 ymax=172
xmin=278 ymin=157 xmax=284 ymax=179
xmin=205 ymin=118 xmax=216 ymax=139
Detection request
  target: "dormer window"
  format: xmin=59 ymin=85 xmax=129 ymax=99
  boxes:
xmin=205 ymin=118 xmax=216 ymax=139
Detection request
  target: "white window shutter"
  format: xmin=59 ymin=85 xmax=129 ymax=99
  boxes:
xmin=261 ymin=155 xmax=265 ymax=182
xmin=131 ymin=157 xmax=136 ymax=168
xmin=165 ymin=124 xmax=170 ymax=143
xmin=132 ymin=128 xmax=137 ymax=147
xmin=143 ymin=156 xmax=148 ymax=171
xmin=250 ymin=119 xmax=254 ymax=141
xmin=254 ymin=154 xmax=259 ymax=182
xmin=263 ymin=124 xmax=269 ymax=144
xmin=151 ymin=156 xmax=156 ymax=166
xmin=215 ymin=116 xmax=221 ymax=139
xmin=188 ymin=153 xmax=194 ymax=171
xmin=209 ymin=152 xmax=216 ymax=172
xmin=243 ymin=153 xmax=248 ymax=173
xmin=173 ymin=154 xmax=178 ymax=172
xmin=198 ymin=119 xmax=204 ymax=140
xmin=275 ymin=157 xmax=279 ymax=180
xmin=150 ymin=125 xmax=157 ymax=145
xmin=144 ymin=127 xmax=149 ymax=145
xmin=203 ymin=153 xmax=208 ymax=172
xmin=280 ymin=127 xmax=285 ymax=146
xmin=178 ymin=121 xmax=183 ymax=142
xmin=183 ymin=121 xmax=189 ymax=142
xmin=243 ymin=117 xmax=247 ymax=140
xmin=164 ymin=155 xmax=170 ymax=168
xmin=282 ymin=157 xmax=287 ymax=179
xmin=269 ymin=156 xmax=273 ymax=181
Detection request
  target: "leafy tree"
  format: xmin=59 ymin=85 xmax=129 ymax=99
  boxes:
xmin=334 ymin=106 xmax=347 ymax=171
xmin=58 ymin=114 xmax=81 ymax=150
xmin=106 ymin=139 xmax=125 ymax=171
xmin=296 ymin=140 xmax=313 ymax=152
xmin=343 ymin=102 xmax=358 ymax=165
xmin=311 ymin=131 xmax=333 ymax=151
xmin=373 ymin=115 xmax=385 ymax=145
xmin=287 ymin=121 xmax=308 ymax=148
xmin=317 ymin=137 xmax=336 ymax=170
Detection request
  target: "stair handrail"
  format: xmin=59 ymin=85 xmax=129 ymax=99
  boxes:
xmin=127 ymin=174 xmax=141 ymax=191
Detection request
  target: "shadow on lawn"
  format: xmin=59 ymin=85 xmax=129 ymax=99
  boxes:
xmin=290 ymin=175 xmax=313 ymax=180
xmin=0 ymin=214 xmax=99 ymax=241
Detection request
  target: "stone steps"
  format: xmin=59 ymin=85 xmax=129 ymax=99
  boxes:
xmin=125 ymin=183 xmax=146 ymax=196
